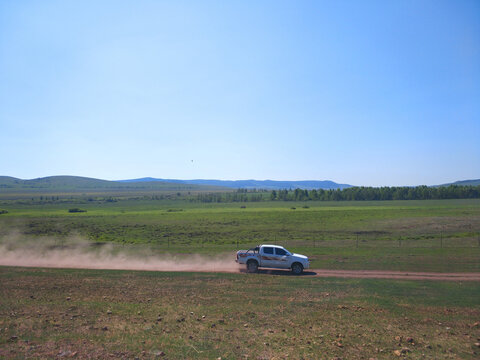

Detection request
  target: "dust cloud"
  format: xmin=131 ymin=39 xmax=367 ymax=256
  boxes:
xmin=0 ymin=233 xmax=242 ymax=273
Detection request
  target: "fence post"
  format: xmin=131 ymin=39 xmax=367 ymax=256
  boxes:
xmin=398 ymin=238 xmax=401 ymax=247
xmin=356 ymin=234 xmax=359 ymax=248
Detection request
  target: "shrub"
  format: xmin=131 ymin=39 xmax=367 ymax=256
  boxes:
xmin=0 ymin=209 xmax=8 ymax=215
xmin=68 ymin=208 xmax=86 ymax=213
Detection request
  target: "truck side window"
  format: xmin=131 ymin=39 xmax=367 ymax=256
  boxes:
xmin=275 ymin=248 xmax=287 ymax=256
xmin=263 ymin=247 xmax=274 ymax=254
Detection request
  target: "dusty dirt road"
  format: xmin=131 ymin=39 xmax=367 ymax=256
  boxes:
xmin=307 ymin=269 xmax=480 ymax=281
xmin=242 ymin=268 xmax=480 ymax=281
xmin=5 ymin=263 xmax=477 ymax=281
xmin=1 ymin=246 xmax=479 ymax=281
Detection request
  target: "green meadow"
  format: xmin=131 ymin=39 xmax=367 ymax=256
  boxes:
xmin=1 ymin=198 xmax=479 ymax=272
xmin=1 ymin=194 xmax=480 ymax=359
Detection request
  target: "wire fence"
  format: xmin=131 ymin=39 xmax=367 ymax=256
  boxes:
xmin=280 ymin=235 xmax=480 ymax=249
xmin=132 ymin=233 xmax=480 ymax=251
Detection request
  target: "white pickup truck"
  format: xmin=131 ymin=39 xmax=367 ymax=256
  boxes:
xmin=236 ymin=244 xmax=309 ymax=275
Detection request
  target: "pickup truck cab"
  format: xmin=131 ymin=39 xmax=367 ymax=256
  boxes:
xmin=236 ymin=244 xmax=309 ymax=275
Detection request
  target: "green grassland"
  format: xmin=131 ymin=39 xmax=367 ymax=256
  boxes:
xmin=1 ymin=195 xmax=479 ymax=358
xmin=1 ymin=267 xmax=479 ymax=359
xmin=1 ymin=198 xmax=479 ymax=272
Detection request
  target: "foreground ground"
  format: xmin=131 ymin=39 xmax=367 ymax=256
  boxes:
xmin=1 ymin=267 xmax=479 ymax=359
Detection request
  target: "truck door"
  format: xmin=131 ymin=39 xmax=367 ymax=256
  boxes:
xmin=260 ymin=246 xmax=277 ymax=268
xmin=274 ymin=247 xmax=290 ymax=269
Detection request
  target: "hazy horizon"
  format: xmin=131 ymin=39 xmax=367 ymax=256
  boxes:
xmin=1 ymin=173 xmax=478 ymax=188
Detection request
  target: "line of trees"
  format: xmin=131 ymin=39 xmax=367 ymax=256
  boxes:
xmin=190 ymin=185 xmax=480 ymax=203
xmin=192 ymin=190 xmax=266 ymax=203
xmin=270 ymin=185 xmax=480 ymax=201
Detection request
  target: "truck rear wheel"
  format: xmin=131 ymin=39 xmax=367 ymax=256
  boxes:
xmin=291 ymin=262 xmax=303 ymax=275
xmin=247 ymin=260 xmax=259 ymax=273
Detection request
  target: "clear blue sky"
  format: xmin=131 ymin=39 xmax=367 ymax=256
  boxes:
xmin=1 ymin=0 xmax=479 ymax=186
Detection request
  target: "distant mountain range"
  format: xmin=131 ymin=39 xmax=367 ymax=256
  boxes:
xmin=0 ymin=176 xmax=225 ymax=194
xmin=0 ymin=176 xmax=478 ymax=195
xmin=438 ymin=179 xmax=480 ymax=187
xmin=117 ymin=178 xmax=353 ymax=190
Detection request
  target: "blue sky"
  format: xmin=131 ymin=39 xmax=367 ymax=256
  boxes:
xmin=0 ymin=0 xmax=479 ymax=186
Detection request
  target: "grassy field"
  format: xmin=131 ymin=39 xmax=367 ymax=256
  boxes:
xmin=1 ymin=198 xmax=479 ymax=272
xmin=1 ymin=267 xmax=479 ymax=359
xmin=1 ymin=198 xmax=479 ymax=358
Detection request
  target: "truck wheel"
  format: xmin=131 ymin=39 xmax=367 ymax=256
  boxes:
xmin=291 ymin=263 xmax=303 ymax=275
xmin=247 ymin=260 xmax=259 ymax=273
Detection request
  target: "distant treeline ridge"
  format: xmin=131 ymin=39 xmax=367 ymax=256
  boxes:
xmin=192 ymin=185 xmax=480 ymax=203
xmin=270 ymin=185 xmax=480 ymax=201
xmin=11 ymin=185 xmax=480 ymax=204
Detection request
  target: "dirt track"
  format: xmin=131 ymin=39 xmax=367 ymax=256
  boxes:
xmin=308 ymin=269 xmax=480 ymax=281
xmin=247 ymin=268 xmax=480 ymax=281
xmin=2 ymin=259 xmax=480 ymax=281
xmin=2 ymin=244 xmax=479 ymax=281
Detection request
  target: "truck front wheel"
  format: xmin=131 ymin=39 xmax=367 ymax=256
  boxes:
xmin=291 ymin=262 xmax=303 ymax=275
xmin=247 ymin=260 xmax=259 ymax=273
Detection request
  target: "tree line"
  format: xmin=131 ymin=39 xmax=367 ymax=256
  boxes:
xmin=189 ymin=185 xmax=480 ymax=203
xmin=192 ymin=190 xmax=266 ymax=203
xmin=17 ymin=185 xmax=479 ymax=204
xmin=270 ymin=185 xmax=480 ymax=201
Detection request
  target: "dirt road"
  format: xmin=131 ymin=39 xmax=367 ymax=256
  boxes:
xmin=308 ymin=269 xmax=480 ymax=281
xmin=2 ymin=249 xmax=479 ymax=281
xmin=246 ymin=268 xmax=480 ymax=281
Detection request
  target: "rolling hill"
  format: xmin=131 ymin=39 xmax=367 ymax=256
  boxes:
xmin=0 ymin=176 xmax=227 ymax=195
xmin=439 ymin=179 xmax=480 ymax=187
xmin=2 ymin=176 xmax=478 ymax=196
xmin=118 ymin=178 xmax=353 ymax=190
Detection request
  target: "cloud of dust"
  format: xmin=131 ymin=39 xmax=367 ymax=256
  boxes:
xmin=0 ymin=233 xmax=242 ymax=273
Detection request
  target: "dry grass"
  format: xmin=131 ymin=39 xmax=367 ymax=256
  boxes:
xmin=1 ymin=267 xmax=479 ymax=359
